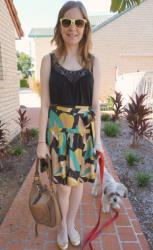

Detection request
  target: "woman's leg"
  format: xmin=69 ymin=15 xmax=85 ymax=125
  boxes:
xmin=67 ymin=183 xmax=83 ymax=234
xmin=57 ymin=184 xmax=71 ymax=243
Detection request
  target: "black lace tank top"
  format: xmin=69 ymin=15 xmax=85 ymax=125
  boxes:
xmin=49 ymin=52 xmax=94 ymax=106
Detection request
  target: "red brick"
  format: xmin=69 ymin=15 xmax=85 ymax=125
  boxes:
xmin=5 ymin=241 xmax=28 ymax=250
xmin=82 ymin=203 xmax=97 ymax=213
xmin=122 ymin=242 xmax=141 ymax=250
xmin=0 ymin=236 xmax=7 ymax=248
xmin=131 ymin=219 xmax=142 ymax=234
xmin=25 ymin=233 xmax=47 ymax=248
xmin=127 ymin=208 xmax=137 ymax=219
xmin=123 ymin=199 xmax=133 ymax=209
xmin=116 ymin=213 xmax=131 ymax=226
xmin=117 ymin=226 xmax=137 ymax=241
xmin=101 ymin=234 xmax=121 ymax=250
xmin=80 ymin=240 xmax=101 ymax=250
xmin=83 ymin=213 xmax=97 ymax=226
xmin=44 ymin=241 xmax=59 ymax=250
xmin=82 ymin=194 xmax=94 ymax=203
xmin=137 ymin=234 xmax=150 ymax=250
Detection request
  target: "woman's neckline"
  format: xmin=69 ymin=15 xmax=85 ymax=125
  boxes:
xmin=52 ymin=52 xmax=85 ymax=72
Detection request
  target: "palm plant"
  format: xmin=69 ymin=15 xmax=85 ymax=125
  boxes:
xmin=110 ymin=0 xmax=141 ymax=13
xmin=110 ymin=91 xmax=124 ymax=121
xmin=14 ymin=107 xmax=30 ymax=144
xmin=124 ymin=93 xmax=153 ymax=147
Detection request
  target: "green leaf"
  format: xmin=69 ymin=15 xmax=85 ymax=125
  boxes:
xmin=110 ymin=0 xmax=141 ymax=13
xmin=110 ymin=0 xmax=122 ymax=12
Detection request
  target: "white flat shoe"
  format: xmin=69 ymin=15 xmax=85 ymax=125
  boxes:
xmin=68 ymin=228 xmax=81 ymax=247
xmin=57 ymin=233 xmax=68 ymax=250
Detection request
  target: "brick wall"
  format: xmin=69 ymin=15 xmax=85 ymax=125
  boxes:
xmin=0 ymin=0 xmax=20 ymax=143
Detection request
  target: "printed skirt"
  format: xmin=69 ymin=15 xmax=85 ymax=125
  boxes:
xmin=45 ymin=104 xmax=96 ymax=186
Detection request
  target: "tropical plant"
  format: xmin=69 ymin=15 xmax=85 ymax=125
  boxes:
xmin=124 ymin=93 xmax=153 ymax=147
xmin=110 ymin=91 xmax=124 ymax=121
xmin=110 ymin=0 xmax=141 ymax=13
xmin=14 ymin=107 xmax=30 ymax=144
xmin=103 ymin=122 xmax=120 ymax=137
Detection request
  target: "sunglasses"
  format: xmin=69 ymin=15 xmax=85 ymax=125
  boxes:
xmin=60 ymin=18 xmax=87 ymax=28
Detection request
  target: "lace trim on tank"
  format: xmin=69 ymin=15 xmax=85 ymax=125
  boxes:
xmin=51 ymin=53 xmax=90 ymax=83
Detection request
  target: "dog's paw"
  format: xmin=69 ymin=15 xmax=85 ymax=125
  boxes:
xmin=102 ymin=206 xmax=110 ymax=213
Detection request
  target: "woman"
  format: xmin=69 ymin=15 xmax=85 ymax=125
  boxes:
xmin=36 ymin=1 xmax=102 ymax=249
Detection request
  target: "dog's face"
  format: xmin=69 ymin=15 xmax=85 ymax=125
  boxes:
xmin=104 ymin=182 xmax=128 ymax=208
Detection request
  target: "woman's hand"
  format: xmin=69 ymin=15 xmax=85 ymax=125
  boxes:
xmin=94 ymin=142 xmax=104 ymax=154
xmin=36 ymin=142 xmax=51 ymax=159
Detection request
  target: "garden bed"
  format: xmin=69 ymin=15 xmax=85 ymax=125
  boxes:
xmin=101 ymin=116 xmax=153 ymax=249
xmin=0 ymin=132 xmax=38 ymax=225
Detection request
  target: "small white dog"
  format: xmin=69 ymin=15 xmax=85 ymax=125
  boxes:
xmin=92 ymin=161 xmax=128 ymax=213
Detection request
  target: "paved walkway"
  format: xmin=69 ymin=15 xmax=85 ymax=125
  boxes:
xmin=0 ymin=89 xmax=150 ymax=250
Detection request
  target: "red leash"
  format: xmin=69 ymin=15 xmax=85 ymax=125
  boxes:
xmin=82 ymin=151 xmax=119 ymax=250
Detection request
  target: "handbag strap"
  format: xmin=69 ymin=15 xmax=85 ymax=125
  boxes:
xmin=34 ymin=158 xmax=40 ymax=181
xmin=34 ymin=155 xmax=54 ymax=189
xmin=46 ymin=154 xmax=54 ymax=190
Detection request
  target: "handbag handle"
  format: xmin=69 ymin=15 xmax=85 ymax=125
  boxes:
xmin=34 ymin=158 xmax=40 ymax=181
xmin=45 ymin=155 xmax=54 ymax=190
xmin=34 ymin=155 xmax=54 ymax=189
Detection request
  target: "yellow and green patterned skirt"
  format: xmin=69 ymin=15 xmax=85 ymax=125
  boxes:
xmin=45 ymin=104 xmax=96 ymax=186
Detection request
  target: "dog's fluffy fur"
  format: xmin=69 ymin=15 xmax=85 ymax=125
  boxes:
xmin=91 ymin=161 xmax=128 ymax=213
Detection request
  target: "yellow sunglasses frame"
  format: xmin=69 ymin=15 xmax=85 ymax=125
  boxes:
xmin=60 ymin=18 xmax=87 ymax=28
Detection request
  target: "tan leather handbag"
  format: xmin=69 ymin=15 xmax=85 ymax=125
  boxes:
xmin=29 ymin=155 xmax=61 ymax=236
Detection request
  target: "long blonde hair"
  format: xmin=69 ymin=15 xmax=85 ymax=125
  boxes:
xmin=51 ymin=1 xmax=93 ymax=70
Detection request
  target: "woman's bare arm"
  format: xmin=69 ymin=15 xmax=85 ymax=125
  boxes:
xmin=92 ymin=56 xmax=102 ymax=150
xmin=37 ymin=54 xmax=51 ymax=158
xmin=38 ymin=54 xmax=51 ymax=142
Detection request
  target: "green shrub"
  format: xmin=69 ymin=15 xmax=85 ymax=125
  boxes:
xmin=135 ymin=171 xmax=152 ymax=187
xmin=125 ymin=151 xmax=141 ymax=166
xmin=28 ymin=128 xmax=39 ymax=138
xmin=103 ymin=122 xmax=120 ymax=137
xmin=20 ymin=79 xmax=29 ymax=88
xmin=107 ymin=96 xmax=114 ymax=110
xmin=8 ymin=145 xmax=26 ymax=156
xmin=101 ymin=113 xmax=111 ymax=121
